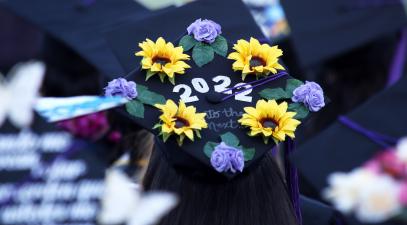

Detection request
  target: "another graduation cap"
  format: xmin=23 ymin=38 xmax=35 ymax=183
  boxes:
xmin=0 ymin=0 xmax=151 ymax=77
xmin=0 ymin=62 xmax=107 ymax=225
xmin=281 ymin=0 xmax=407 ymax=67
xmin=290 ymin=75 xmax=407 ymax=224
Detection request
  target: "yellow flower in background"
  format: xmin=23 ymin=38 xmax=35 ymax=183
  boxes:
xmin=228 ymin=37 xmax=285 ymax=80
xmin=135 ymin=37 xmax=191 ymax=85
xmin=238 ymin=99 xmax=301 ymax=143
xmin=154 ymin=99 xmax=207 ymax=146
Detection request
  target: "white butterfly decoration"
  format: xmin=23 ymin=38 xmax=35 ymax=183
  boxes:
xmin=98 ymin=169 xmax=178 ymax=225
xmin=0 ymin=61 xmax=45 ymax=129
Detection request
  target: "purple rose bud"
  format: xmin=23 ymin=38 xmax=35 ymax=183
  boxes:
xmin=187 ymin=18 xmax=222 ymax=44
xmin=210 ymin=142 xmax=244 ymax=173
xmin=230 ymin=150 xmax=244 ymax=173
xmin=104 ymin=78 xmax=138 ymax=100
xmin=292 ymin=81 xmax=325 ymax=112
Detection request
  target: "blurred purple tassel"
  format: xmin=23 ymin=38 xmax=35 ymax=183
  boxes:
xmin=387 ymin=28 xmax=407 ymax=87
xmin=284 ymin=139 xmax=302 ymax=225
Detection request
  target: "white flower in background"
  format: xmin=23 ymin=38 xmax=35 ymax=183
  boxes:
xmin=98 ymin=169 xmax=178 ymax=225
xmin=323 ymin=169 xmax=376 ymax=213
xmin=355 ymin=174 xmax=402 ymax=223
xmin=396 ymin=137 xmax=407 ymax=163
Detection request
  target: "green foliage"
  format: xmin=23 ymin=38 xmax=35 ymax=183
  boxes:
xmin=192 ymin=42 xmax=215 ymax=67
xmin=259 ymin=88 xmax=290 ymax=100
xmin=125 ymin=100 xmax=145 ymax=118
xmin=288 ymin=103 xmax=309 ymax=119
xmin=210 ymin=36 xmax=228 ymax=57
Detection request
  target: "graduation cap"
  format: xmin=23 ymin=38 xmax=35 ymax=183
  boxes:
xmin=0 ymin=0 xmax=151 ymax=77
xmin=104 ymin=0 xmax=321 ymax=178
xmin=299 ymin=195 xmax=337 ymax=225
xmin=290 ymin=75 xmax=407 ymax=224
xmin=104 ymin=0 xmax=327 ymax=223
xmin=0 ymin=63 xmax=107 ymax=225
xmin=281 ymin=0 xmax=407 ymax=67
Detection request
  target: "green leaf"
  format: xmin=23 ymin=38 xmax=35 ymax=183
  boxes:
xmin=203 ymin=141 xmax=218 ymax=158
xmin=288 ymin=103 xmax=309 ymax=120
xmin=177 ymin=135 xmax=185 ymax=146
xmin=194 ymin=130 xmax=201 ymax=139
xmin=285 ymin=79 xmax=304 ymax=98
xmin=210 ymin=36 xmax=228 ymax=57
xmin=242 ymin=147 xmax=255 ymax=161
xmin=179 ymin=35 xmax=197 ymax=51
xmin=162 ymin=132 xmax=171 ymax=142
xmin=259 ymin=88 xmax=290 ymax=100
xmin=136 ymin=84 xmax=148 ymax=93
xmin=125 ymin=100 xmax=145 ymax=118
xmin=192 ymin=43 xmax=214 ymax=67
xmin=145 ymin=70 xmax=156 ymax=81
xmin=137 ymin=88 xmax=166 ymax=106
xmin=158 ymin=73 xmax=166 ymax=83
xmin=168 ymin=76 xmax=175 ymax=85
xmin=220 ymin=132 xmax=239 ymax=147
xmin=152 ymin=123 xmax=161 ymax=130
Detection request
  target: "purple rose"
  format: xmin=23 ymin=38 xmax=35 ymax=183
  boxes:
xmin=230 ymin=150 xmax=244 ymax=173
xmin=187 ymin=19 xmax=222 ymax=44
xmin=292 ymin=81 xmax=325 ymax=112
xmin=104 ymin=78 xmax=137 ymax=100
xmin=210 ymin=142 xmax=244 ymax=173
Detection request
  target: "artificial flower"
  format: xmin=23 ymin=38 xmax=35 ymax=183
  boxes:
xmin=292 ymin=81 xmax=325 ymax=112
xmin=57 ymin=111 xmax=109 ymax=140
xmin=238 ymin=99 xmax=300 ymax=143
xmin=355 ymin=174 xmax=402 ymax=223
xmin=210 ymin=142 xmax=244 ymax=173
xmin=187 ymin=19 xmax=222 ymax=43
xmin=154 ymin=99 xmax=207 ymax=145
xmin=323 ymin=169 xmax=377 ymax=213
xmin=135 ymin=37 xmax=190 ymax=85
xmin=104 ymin=78 xmax=138 ymax=100
xmin=227 ymin=37 xmax=285 ymax=80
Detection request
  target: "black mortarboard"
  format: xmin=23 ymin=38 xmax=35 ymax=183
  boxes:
xmin=281 ymin=0 xmax=407 ymax=67
xmin=300 ymin=195 xmax=336 ymax=225
xmin=102 ymin=0 xmax=328 ymax=187
xmin=291 ymin=75 xmax=407 ymax=204
xmin=0 ymin=112 xmax=107 ymax=224
xmin=0 ymin=0 xmax=151 ymax=77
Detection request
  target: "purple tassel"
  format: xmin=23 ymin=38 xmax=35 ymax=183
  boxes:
xmin=284 ymin=139 xmax=302 ymax=225
xmin=338 ymin=116 xmax=398 ymax=148
xmin=387 ymin=28 xmax=407 ymax=87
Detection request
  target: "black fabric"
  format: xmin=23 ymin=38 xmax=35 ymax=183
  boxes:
xmin=281 ymin=0 xmax=407 ymax=67
xmin=104 ymin=0 xmax=308 ymax=179
xmin=300 ymin=195 xmax=336 ymax=225
xmin=0 ymin=0 xmax=151 ymax=77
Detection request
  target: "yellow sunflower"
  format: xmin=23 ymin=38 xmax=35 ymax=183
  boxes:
xmin=238 ymin=99 xmax=301 ymax=144
xmin=228 ymin=37 xmax=285 ymax=80
xmin=135 ymin=37 xmax=191 ymax=85
xmin=154 ymin=99 xmax=207 ymax=146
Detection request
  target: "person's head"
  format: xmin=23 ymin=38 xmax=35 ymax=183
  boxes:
xmin=143 ymin=145 xmax=298 ymax=225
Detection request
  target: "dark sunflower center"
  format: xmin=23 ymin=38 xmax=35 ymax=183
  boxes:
xmin=249 ymin=56 xmax=266 ymax=68
xmin=153 ymin=56 xmax=170 ymax=66
xmin=261 ymin=118 xmax=277 ymax=129
xmin=174 ymin=117 xmax=189 ymax=128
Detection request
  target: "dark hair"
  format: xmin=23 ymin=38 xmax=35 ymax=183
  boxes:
xmin=143 ymin=146 xmax=298 ymax=225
